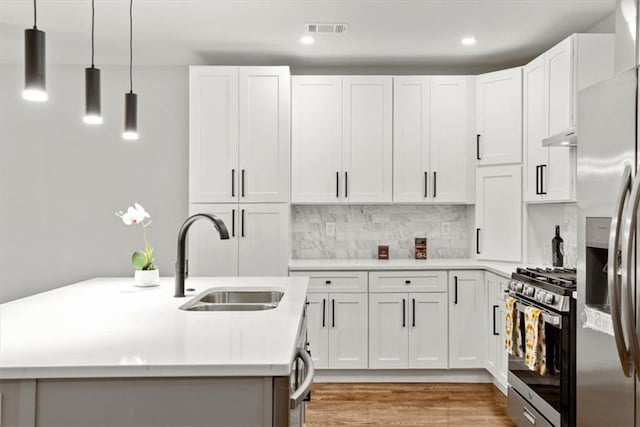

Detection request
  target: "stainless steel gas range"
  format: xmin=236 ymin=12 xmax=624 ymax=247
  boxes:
xmin=506 ymin=267 xmax=577 ymax=427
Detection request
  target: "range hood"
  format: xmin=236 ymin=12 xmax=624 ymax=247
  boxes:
xmin=543 ymin=128 xmax=577 ymax=147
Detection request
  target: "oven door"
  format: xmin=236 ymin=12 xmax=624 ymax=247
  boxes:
xmin=508 ymin=299 xmax=565 ymax=426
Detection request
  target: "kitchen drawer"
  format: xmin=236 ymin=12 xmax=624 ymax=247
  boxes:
xmin=369 ymin=271 xmax=447 ymax=293
xmin=507 ymin=388 xmax=553 ymax=427
xmin=289 ymin=271 xmax=368 ymax=293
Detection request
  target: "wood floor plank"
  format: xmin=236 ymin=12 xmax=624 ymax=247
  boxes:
xmin=305 ymin=383 xmax=515 ymax=426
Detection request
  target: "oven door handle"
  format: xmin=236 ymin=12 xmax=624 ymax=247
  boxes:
xmin=610 ymin=164 xmax=632 ymax=377
xmin=515 ymin=302 xmax=562 ymax=328
xmin=290 ymin=347 xmax=314 ymax=409
xmin=621 ymin=165 xmax=640 ymax=378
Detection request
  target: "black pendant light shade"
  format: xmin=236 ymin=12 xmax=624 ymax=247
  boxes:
xmin=123 ymin=92 xmax=138 ymax=140
xmin=122 ymin=0 xmax=138 ymax=140
xmin=84 ymin=67 xmax=102 ymax=124
xmin=23 ymin=26 xmax=47 ymax=102
xmin=84 ymin=0 xmax=102 ymax=124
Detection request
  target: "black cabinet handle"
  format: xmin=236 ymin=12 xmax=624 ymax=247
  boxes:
xmin=231 ymin=169 xmax=236 ymax=197
xmin=241 ymin=209 xmax=245 ymax=237
xmin=433 ymin=171 xmax=437 ymax=198
xmin=344 ymin=171 xmax=348 ymax=198
xmin=402 ymin=298 xmax=406 ymax=327
xmin=405 ymin=280 xmax=411 ymax=284
xmin=476 ymin=134 xmax=481 ymax=160
xmin=241 ymin=169 xmax=246 ymax=197
xmin=454 ymin=276 xmax=458 ymax=305
xmin=476 ymin=228 xmax=481 ymax=254
xmin=325 ymin=280 xmax=332 ymax=285
xmin=412 ymin=298 xmax=416 ymax=327
xmin=424 ymin=172 xmax=428 ymax=198
xmin=540 ymin=164 xmax=547 ymax=195
xmin=336 ymin=171 xmax=339 ymax=198
xmin=322 ymin=299 xmax=326 ymax=327
xmin=332 ymin=299 xmax=335 ymax=327
xmin=493 ymin=305 xmax=499 ymax=336
xmin=535 ymin=165 xmax=540 ymax=195
xmin=231 ymin=209 xmax=235 ymax=237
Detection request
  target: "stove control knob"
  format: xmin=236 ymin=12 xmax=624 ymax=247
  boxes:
xmin=515 ymin=282 xmax=524 ymax=292
xmin=525 ymin=287 xmax=535 ymax=297
xmin=545 ymin=293 xmax=555 ymax=304
xmin=536 ymin=292 xmax=544 ymax=302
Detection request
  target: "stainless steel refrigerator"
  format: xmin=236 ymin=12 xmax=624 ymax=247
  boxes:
xmin=577 ymin=65 xmax=639 ymax=426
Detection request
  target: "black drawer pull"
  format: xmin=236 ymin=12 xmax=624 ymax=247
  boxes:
xmin=476 ymin=134 xmax=481 ymax=160
xmin=492 ymin=305 xmax=499 ymax=336
xmin=454 ymin=276 xmax=459 ymax=305
xmin=405 ymin=280 xmax=411 ymax=284
xmin=402 ymin=298 xmax=406 ymax=327
xmin=322 ymin=299 xmax=326 ymax=327
xmin=325 ymin=280 xmax=332 ymax=285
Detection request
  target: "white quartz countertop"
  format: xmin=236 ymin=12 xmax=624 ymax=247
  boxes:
xmin=0 ymin=276 xmax=308 ymax=379
xmin=288 ymin=258 xmax=519 ymax=278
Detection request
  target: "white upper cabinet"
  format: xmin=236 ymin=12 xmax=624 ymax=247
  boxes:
xmin=342 ymin=76 xmax=393 ymax=203
xmin=475 ymin=67 xmax=523 ymax=165
xmin=524 ymin=34 xmax=613 ymax=203
xmin=476 ymin=165 xmax=522 ymax=262
xmin=189 ymin=67 xmax=239 ymax=203
xmin=393 ymin=76 xmax=473 ymax=203
xmin=291 ymin=76 xmax=343 ymax=203
xmin=291 ymin=76 xmax=393 ymax=204
xmin=238 ymin=67 xmax=291 ymax=203
xmin=189 ymin=66 xmax=290 ymax=204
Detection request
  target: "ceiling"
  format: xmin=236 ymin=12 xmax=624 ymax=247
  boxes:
xmin=0 ymin=0 xmax=616 ymax=72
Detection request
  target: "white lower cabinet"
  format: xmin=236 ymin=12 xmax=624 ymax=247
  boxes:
xmin=369 ymin=291 xmax=448 ymax=369
xmin=188 ymin=203 xmax=289 ymax=276
xmin=485 ymin=272 xmax=509 ymax=388
xmin=296 ymin=271 xmax=369 ymax=370
xmin=448 ymin=270 xmax=486 ymax=369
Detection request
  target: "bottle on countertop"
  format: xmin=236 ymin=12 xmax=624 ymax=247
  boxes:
xmin=552 ymin=225 xmax=564 ymax=267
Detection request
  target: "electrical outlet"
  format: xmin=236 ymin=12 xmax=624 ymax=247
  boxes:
xmin=325 ymin=222 xmax=336 ymax=237
xmin=441 ymin=222 xmax=451 ymax=236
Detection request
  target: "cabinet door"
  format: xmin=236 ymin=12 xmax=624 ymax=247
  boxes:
xmin=187 ymin=203 xmax=238 ymax=276
xmin=237 ymin=204 xmax=289 ymax=276
xmin=476 ymin=67 xmax=523 ymax=165
xmin=328 ymin=293 xmax=368 ymax=369
xmin=342 ymin=76 xmax=393 ymax=203
xmin=238 ymin=67 xmax=290 ymax=203
xmin=291 ymin=76 xmax=343 ymax=203
xmin=408 ymin=292 xmax=448 ymax=369
xmin=544 ymin=147 xmax=574 ymax=201
xmin=449 ymin=271 xmax=486 ymax=368
xmin=430 ymin=76 xmax=470 ymax=203
xmin=369 ymin=293 xmax=408 ymax=369
xmin=189 ymin=67 xmax=239 ymax=203
xmin=497 ymin=303 xmax=509 ymax=387
xmin=476 ymin=165 xmax=522 ymax=262
xmin=393 ymin=76 xmax=430 ymax=203
xmin=306 ymin=293 xmax=329 ymax=369
xmin=523 ymin=55 xmax=549 ymax=202
xmin=545 ymin=36 xmax=574 ymax=136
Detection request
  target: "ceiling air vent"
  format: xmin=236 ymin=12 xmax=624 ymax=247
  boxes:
xmin=305 ymin=23 xmax=349 ymax=34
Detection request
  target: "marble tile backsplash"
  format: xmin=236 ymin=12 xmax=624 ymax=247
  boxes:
xmin=291 ymin=205 xmax=472 ymax=260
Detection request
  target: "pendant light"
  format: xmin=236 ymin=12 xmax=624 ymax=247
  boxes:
xmin=84 ymin=0 xmax=102 ymax=124
xmin=122 ymin=0 xmax=138 ymax=140
xmin=23 ymin=0 xmax=47 ymax=102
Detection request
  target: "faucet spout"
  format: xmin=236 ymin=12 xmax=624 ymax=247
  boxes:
xmin=175 ymin=213 xmax=230 ymax=297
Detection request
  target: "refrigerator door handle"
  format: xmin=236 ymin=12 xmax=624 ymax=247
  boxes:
xmin=610 ymin=164 xmax=632 ymax=377
xmin=621 ymin=165 xmax=640 ymax=378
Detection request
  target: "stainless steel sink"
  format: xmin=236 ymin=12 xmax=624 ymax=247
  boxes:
xmin=179 ymin=289 xmax=284 ymax=312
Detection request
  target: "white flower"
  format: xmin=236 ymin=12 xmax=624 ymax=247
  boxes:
xmin=116 ymin=203 xmax=151 ymax=226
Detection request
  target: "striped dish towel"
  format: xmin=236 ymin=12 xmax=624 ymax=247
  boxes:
xmin=505 ymin=297 xmax=522 ymax=357
xmin=524 ymin=306 xmax=547 ymax=375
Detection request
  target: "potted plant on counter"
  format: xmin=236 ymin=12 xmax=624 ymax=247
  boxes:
xmin=116 ymin=203 xmax=160 ymax=287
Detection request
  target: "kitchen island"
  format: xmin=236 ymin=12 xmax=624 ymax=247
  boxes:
xmin=0 ymin=276 xmax=309 ymax=427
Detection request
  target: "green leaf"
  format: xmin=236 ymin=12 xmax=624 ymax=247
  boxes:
xmin=131 ymin=251 xmax=147 ymax=270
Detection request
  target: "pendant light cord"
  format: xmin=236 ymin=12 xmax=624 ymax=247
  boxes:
xmin=91 ymin=0 xmax=95 ymax=67
xmin=129 ymin=0 xmax=133 ymax=93
xmin=33 ymin=0 xmax=37 ymax=29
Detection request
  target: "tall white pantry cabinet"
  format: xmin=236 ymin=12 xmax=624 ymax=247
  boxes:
xmin=188 ymin=66 xmax=291 ymax=276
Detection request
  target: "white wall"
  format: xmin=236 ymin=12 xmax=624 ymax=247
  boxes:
xmin=0 ymin=64 xmax=189 ymax=302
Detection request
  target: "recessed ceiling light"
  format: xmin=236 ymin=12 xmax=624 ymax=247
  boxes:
xmin=300 ymin=35 xmax=315 ymax=45
xmin=461 ymin=37 xmax=477 ymax=46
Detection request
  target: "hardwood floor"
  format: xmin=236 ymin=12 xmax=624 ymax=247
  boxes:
xmin=305 ymin=383 xmax=515 ymax=426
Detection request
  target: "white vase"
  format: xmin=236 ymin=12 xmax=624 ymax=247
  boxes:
xmin=134 ymin=269 xmax=160 ymax=287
